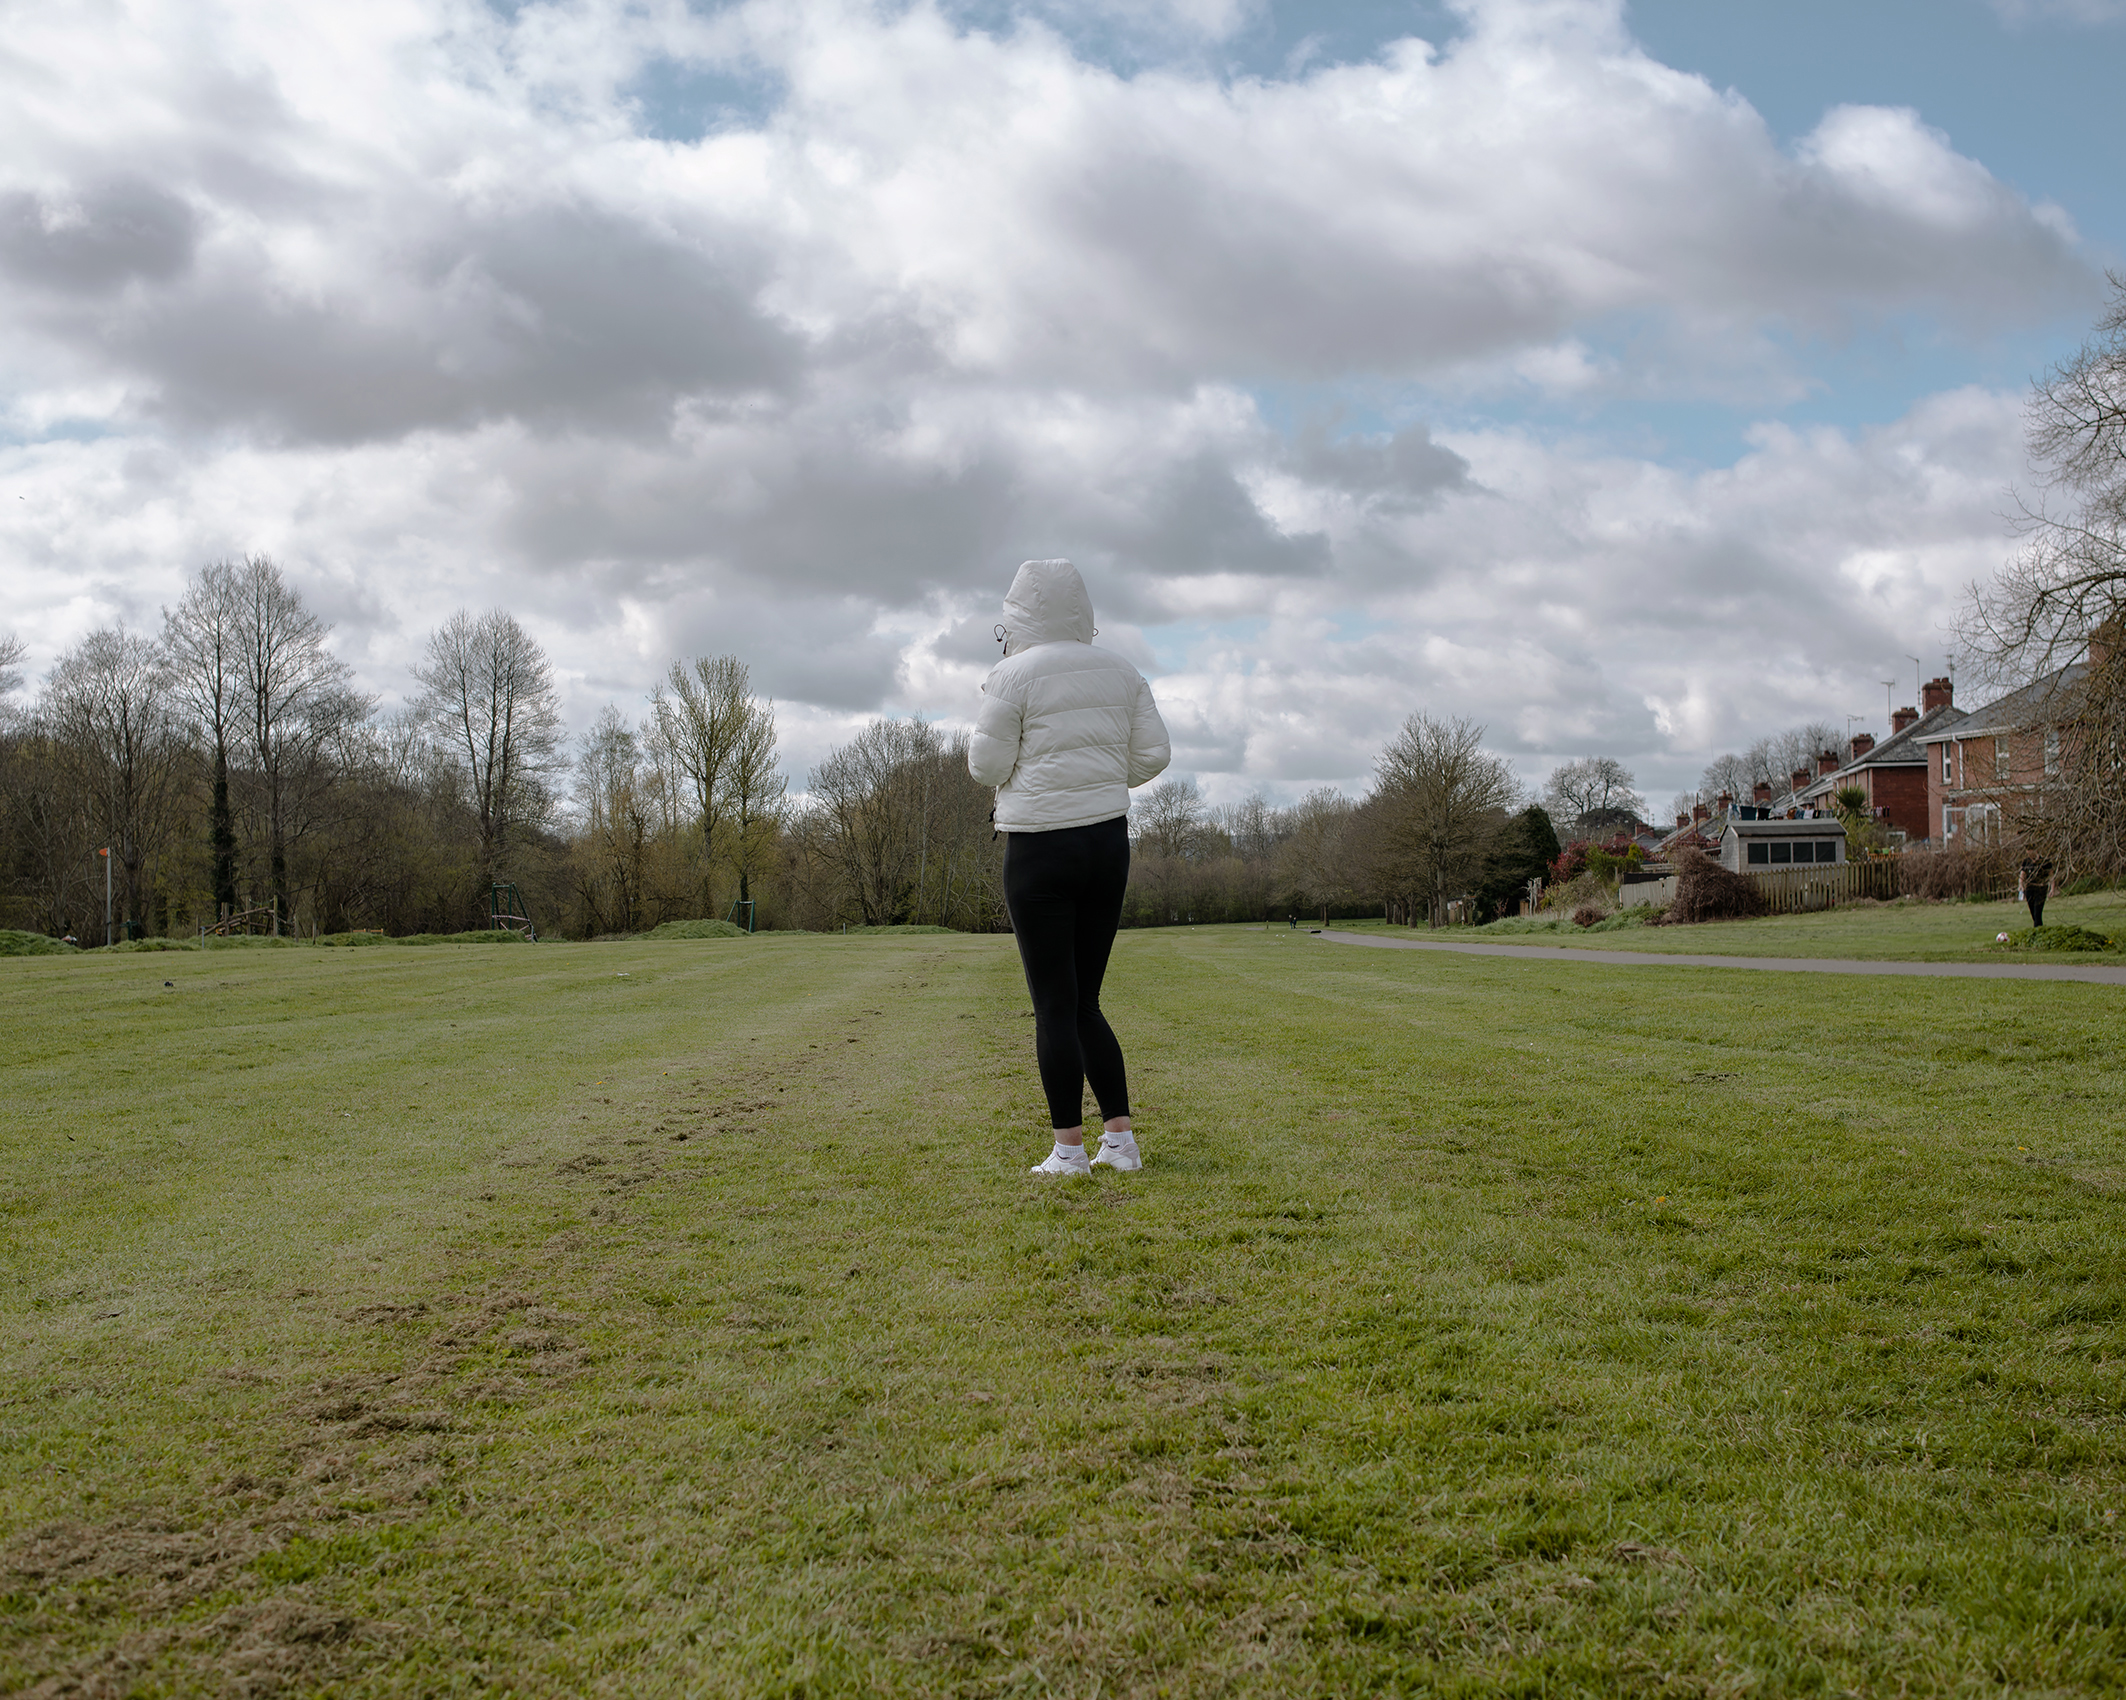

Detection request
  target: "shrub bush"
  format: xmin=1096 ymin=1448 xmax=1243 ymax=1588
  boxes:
xmin=647 ymin=919 xmax=749 ymax=940
xmin=1900 ymin=844 xmax=2015 ymax=901
xmin=1999 ymin=924 xmax=2116 ymax=953
xmin=1539 ymin=870 xmax=1610 ymax=916
xmin=1667 ymin=847 xmax=1769 ymax=924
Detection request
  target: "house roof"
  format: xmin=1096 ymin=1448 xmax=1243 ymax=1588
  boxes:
xmin=1719 ymin=818 xmax=1847 ymax=838
xmin=1913 ymin=664 xmax=2087 ymax=743
xmin=1797 ymin=702 xmax=1969 ymax=800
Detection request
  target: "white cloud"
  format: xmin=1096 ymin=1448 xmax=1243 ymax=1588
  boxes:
xmin=0 ymin=0 xmax=2087 ymax=802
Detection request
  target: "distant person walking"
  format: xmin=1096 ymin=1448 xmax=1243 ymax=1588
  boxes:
xmin=969 ymin=560 xmax=1170 ymax=1177
xmin=2020 ymin=858 xmax=2052 ymax=927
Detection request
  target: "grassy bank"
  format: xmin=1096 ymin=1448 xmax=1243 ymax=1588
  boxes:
xmin=1337 ymin=889 xmax=2126 ymax=961
xmin=4 ymin=930 xmax=2124 ymax=1694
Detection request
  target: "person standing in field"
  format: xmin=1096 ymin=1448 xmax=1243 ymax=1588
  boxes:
xmin=969 ymin=559 xmax=1171 ymax=1177
xmin=2019 ymin=858 xmax=2052 ymax=927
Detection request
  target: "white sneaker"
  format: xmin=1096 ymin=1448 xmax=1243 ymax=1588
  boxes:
xmin=1091 ymin=1135 xmax=1141 ymax=1173
xmin=1030 ymin=1146 xmax=1092 ymax=1178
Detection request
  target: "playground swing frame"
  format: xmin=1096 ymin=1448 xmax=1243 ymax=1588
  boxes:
xmin=489 ymin=881 xmax=538 ymax=942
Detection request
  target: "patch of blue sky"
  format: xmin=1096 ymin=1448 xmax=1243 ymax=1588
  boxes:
xmin=930 ymin=0 xmax=1457 ymax=79
xmin=1324 ymin=609 xmax=1391 ymax=646
xmin=1627 ymin=0 xmax=2126 ymax=255
xmin=1245 ymin=298 xmax=2096 ymax=474
xmin=1137 ymin=615 xmax=1270 ymax=673
xmin=625 ymin=54 xmax=784 ymax=142
xmin=0 ymin=419 xmax=116 ymax=449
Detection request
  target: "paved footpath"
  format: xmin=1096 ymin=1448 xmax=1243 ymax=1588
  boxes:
xmin=1313 ymin=929 xmax=2126 ymax=986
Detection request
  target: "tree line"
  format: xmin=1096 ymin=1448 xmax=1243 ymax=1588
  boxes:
xmin=1 ymin=561 xmax=1574 ymax=942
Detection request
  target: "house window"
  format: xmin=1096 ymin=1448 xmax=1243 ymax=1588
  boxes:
xmin=1770 ymin=841 xmax=1792 ymax=864
xmin=2046 ymin=728 xmax=2061 ymax=777
xmin=1747 ymin=842 xmax=1769 ymax=866
xmin=1820 ymin=841 xmax=1839 ymax=862
xmin=1995 ymin=736 xmax=2010 ymax=780
xmin=1941 ymin=745 xmax=1952 ymax=781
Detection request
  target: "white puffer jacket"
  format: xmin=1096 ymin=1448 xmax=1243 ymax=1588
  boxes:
xmin=968 ymin=560 xmax=1171 ymax=831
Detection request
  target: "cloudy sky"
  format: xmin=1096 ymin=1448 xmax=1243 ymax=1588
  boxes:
xmin=3 ymin=0 xmax=2121 ymax=806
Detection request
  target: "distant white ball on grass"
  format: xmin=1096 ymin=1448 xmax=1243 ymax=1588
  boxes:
xmin=1996 ymin=932 xmax=2010 ymax=943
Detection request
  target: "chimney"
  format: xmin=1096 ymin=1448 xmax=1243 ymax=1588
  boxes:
xmin=1816 ymin=748 xmax=1840 ymax=778
xmin=1716 ymin=791 xmax=1733 ymax=815
xmin=1753 ymin=780 xmax=1773 ymax=805
xmin=1921 ymin=676 xmax=1953 ymax=712
xmin=1675 ymin=812 xmax=1689 ymax=830
xmin=1850 ymin=732 xmax=1875 ymax=760
xmin=1790 ymin=768 xmax=1810 ymax=794
xmin=1891 ymin=705 xmax=1919 ymax=734
xmin=2091 ymin=618 xmax=2121 ymax=670
xmin=1691 ymin=802 xmax=1708 ymax=823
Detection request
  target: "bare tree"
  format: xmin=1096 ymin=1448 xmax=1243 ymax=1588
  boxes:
xmin=724 ymin=693 xmax=786 ymax=912
xmin=573 ymin=706 xmax=652 ymax=936
xmin=1217 ymin=792 xmax=1277 ymax=861
xmin=649 ymin=655 xmax=751 ymax=914
xmin=808 ymin=718 xmax=939 ymax=925
xmin=162 ymin=563 xmax=244 ymax=918
xmin=0 ymin=633 xmax=25 ymax=704
xmin=1272 ymin=787 xmax=1356 ymax=922
xmin=1697 ymin=751 xmax=1754 ymax=806
xmin=42 ymin=629 xmax=189 ymax=940
xmin=1542 ymin=756 xmax=1644 ymax=835
xmin=1963 ymin=273 xmax=2126 ymax=877
xmin=230 ymin=558 xmax=369 ymax=931
xmin=415 ymin=610 xmax=565 ymax=907
xmin=1967 ymin=270 xmax=2126 ymax=678
xmin=1373 ymin=714 xmax=1522 ymax=924
xmin=1131 ymin=778 xmax=1209 ymax=858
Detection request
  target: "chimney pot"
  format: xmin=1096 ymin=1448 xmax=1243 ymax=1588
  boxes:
xmin=1892 ymin=705 xmax=1919 ymax=734
xmin=1921 ymin=676 xmax=1954 ymax=712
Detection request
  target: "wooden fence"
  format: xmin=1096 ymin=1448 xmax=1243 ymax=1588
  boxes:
xmin=1744 ymin=857 xmax=1902 ymax=914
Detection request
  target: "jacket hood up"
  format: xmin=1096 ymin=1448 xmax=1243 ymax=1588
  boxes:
xmin=1001 ymin=559 xmax=1095 ymax=656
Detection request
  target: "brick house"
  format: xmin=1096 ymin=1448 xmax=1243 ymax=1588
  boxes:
xmin=1796 ymin=677 xmax=1967 ymax=841
xmin=1919 ymin=663 xmax=2089 ymax=844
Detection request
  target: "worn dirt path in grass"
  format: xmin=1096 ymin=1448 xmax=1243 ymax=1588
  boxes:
xmin=1314 ymin=928 xmax=2126 ymax=984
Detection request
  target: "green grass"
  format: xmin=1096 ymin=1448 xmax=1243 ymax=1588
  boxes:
xmin=4 ymin=929 xmax=2125 ymax=1695
xmin=1338 ymin=890 xmax=2126 ymax=961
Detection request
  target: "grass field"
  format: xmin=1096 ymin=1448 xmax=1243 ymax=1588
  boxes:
xmin=1341 ymin=890 xmax=2126 ymax=962
xmin=5 ymin=923 xmax=2125 ymax=1696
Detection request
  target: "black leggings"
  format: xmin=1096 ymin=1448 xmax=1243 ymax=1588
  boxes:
xmin=1003 ymin=816 xmax=1132 ymax=1130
